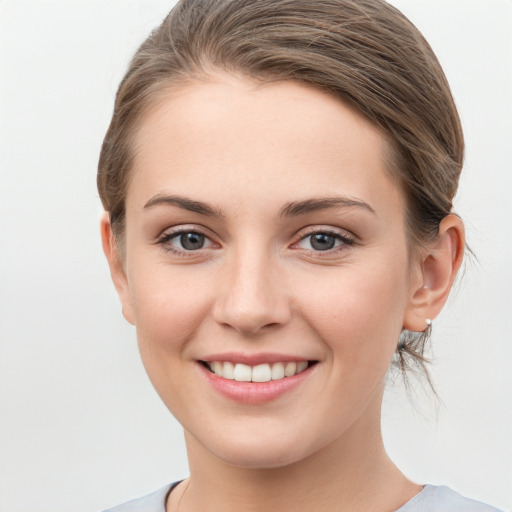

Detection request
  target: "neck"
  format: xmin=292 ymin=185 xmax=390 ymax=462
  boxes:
xmin=176 ymin=396 xmax=420 ymax=512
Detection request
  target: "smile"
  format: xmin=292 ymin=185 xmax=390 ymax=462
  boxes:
xmin=203 ymin=361 xmax=313 ymax=382
xmin=199 ymin=358 xmax=319 ymax=404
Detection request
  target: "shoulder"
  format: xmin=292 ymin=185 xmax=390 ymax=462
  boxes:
xmin=397 ymin=485 xmax=504 ymax=512
xmin=101 ymin=482 xmax=178 ymax=512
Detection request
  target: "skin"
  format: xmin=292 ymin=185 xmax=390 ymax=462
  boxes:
xmin=101 ymin=74 xmax=465 ymax=512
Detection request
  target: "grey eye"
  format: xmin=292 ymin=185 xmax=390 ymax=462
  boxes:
xmin=309 ymin=233 xmax=337 ymax=251
xmin=179 ymin=232 xmax=206 ymax=250
xmin=295 ymin=230 xmax=353 ymax=253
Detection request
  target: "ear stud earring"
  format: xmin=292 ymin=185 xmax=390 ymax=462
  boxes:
xmin=426 ymin=318 xmax=432 ymax=326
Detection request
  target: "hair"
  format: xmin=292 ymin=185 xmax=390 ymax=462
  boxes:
xmin=97 ymin=0 xmax=464 ymax=381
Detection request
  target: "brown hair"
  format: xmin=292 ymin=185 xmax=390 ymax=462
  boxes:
xmin=97 ymin=0 xmax=464 ymax=380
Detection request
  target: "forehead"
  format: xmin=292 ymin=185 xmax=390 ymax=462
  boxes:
xmin=128 ymin=75 xmax=404 ymax=218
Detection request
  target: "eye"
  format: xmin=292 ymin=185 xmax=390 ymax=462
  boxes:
xmin=157 ymin=229 xmax=215 ymax=253
xmin=307 ymin=233 xmax=337 ymax=251
xmin=176 ymin=232 xmax=207 ymax=250
xmin=295 ymin=230 xmax=354 ymax=252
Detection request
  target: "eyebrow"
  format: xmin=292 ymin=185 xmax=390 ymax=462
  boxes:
xmin=143 ymin=194 xmax=375 ymax=218
xmin=143 ymin=194 xmax=224 ymax=217
xmin=279 ymin=197 xmax=376 ymax=217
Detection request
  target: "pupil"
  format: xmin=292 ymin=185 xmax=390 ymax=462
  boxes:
xmin=180 ymin=233 xmax=205 ymax=250
xmin=311 ymin=233 xmax=335 ymax=251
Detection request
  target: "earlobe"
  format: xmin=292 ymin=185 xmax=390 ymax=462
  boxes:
xmin=100 ymin=212 xmax=135 ymax=325
xmin=403 ymin=214 xmax=465 ymax=332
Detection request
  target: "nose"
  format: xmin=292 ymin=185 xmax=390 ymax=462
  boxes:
xmin=212 ymin=246 xmax=291 ymax=335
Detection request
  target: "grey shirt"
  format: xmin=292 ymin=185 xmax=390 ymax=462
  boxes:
xmin=102 ymin=483 xmax=503 ymax=512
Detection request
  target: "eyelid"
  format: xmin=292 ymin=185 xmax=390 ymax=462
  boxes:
xmin=156 ymin=224 xmax=216 ymax=241
xmin=154 ymin=224 xmax=355 ymax=256
xmin=294 ymin=225 xmax=355 ymax=242
xmin=290 ymin=225 xmax=356 ymax=253
xmin=156 ymin=224 xmax=220 ymax=253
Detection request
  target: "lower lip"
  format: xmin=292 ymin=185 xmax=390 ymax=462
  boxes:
xmin=198 ymin=363 xmax=316 ymax=404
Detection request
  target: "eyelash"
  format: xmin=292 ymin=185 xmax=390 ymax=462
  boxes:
xmin=156 ymin=228 xmax=216 ymax=256
xmin=293 ymin=228 xmax=355 ymax=254
xmin=156 ymin=227 xmax=355 ymax=256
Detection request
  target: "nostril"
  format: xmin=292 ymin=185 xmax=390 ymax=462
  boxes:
xmin=211 ymin=269 xmax=291 ymax=335
xmin=218 ymin=317 xmax=284 ymax=336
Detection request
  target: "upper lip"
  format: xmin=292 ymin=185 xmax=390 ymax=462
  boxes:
xmin=199 ymin=352 xmax=318 ymax=366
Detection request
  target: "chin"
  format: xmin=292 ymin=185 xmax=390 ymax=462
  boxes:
xmin=214 ymin=441 xmax=307 ymax=469
xmin=190 ymin=424 xmax=322 ymax=470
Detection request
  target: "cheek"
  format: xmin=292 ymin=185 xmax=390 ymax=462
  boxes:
xmin=293 ymin=260 xmax=409 ymax=365
xmin=127 ymin=266 xmax=217 ymax=414
xmin=128 ymin=263 xmax=213 ymax=355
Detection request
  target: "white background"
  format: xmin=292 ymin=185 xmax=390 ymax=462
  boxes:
xmin=0 ymin=1 xmax=511 ymax=511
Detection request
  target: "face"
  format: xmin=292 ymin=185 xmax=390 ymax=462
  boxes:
xmin=114 ymin=75 xmax=423 ymax=468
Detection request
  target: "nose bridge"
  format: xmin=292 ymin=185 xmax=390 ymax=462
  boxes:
xmin=213 ymin=239 xmax=289 ymax=334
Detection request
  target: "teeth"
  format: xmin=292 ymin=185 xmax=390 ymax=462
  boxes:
xmin=206 ymin=361 xmax=311 ymax=382
xmin=271 ymin=362 xmax=285 ymax=380
xmin=296 ymin=361 xmax=308 ymax=373
xmin=223 ymin=361 xmax=235 ymax=380
xmin=233 ymin=363 xmax=252 ymax=382
xmin=251 ymin=364 xmax=272 ymax=383
xmin=212 ymin=361 xmax=223 ymax=377
xmin=284 ymin=362 xmax=296 ymax=377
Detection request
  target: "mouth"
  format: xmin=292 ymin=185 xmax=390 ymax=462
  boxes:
xmin=200 ymin=360 xmax=318 ymax=383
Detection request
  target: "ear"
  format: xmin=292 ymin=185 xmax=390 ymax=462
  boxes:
xmin=403 ymin=214 xmax=465 ymax=331
xmin=100 ymin=212 xmax=135 ymax=325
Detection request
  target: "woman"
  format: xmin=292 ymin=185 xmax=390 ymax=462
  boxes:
xmin=97 ymin=1 xmax=502 ymax=511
